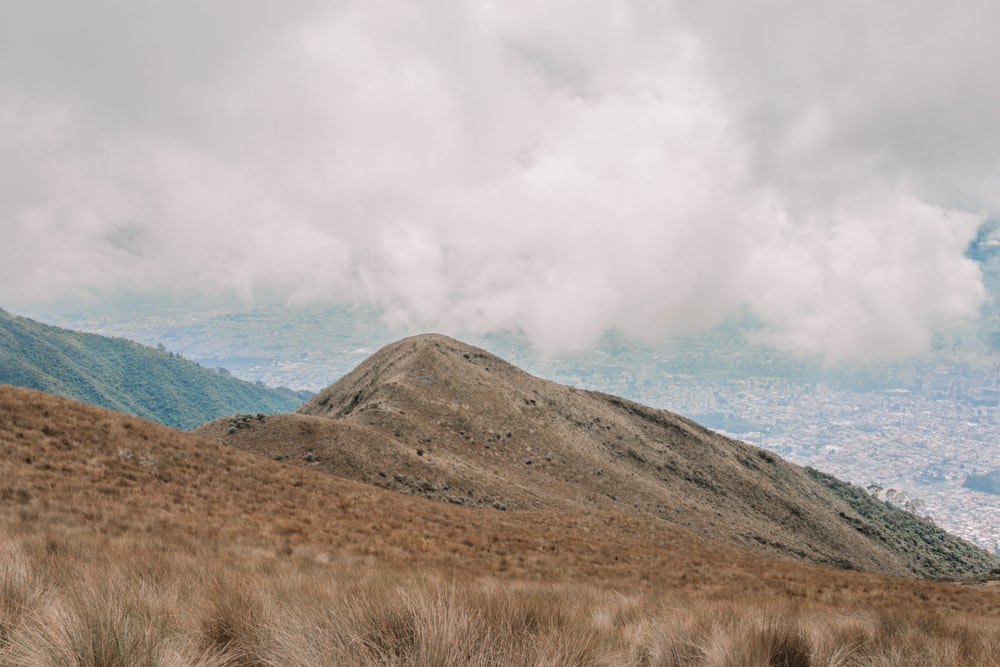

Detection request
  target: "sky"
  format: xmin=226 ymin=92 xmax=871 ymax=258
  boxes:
xmin=2 ymin=0 xmax=998 ymax=360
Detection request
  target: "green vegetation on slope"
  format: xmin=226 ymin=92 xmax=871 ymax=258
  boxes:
xmin=804 ymin=467 xmax=1000 ymax=579
xmin=0 ymin=308 xmax=307 ymax=429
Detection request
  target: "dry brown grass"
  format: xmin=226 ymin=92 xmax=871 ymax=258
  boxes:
xmin=4 ymin=385 xmax=1000 ymax=665
xmin=2 ymin=529 xmax=1000 ymax=666
xmin=202 ymin=334 xmax=1000 ymax=580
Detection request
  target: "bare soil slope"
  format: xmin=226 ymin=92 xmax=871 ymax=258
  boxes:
xmin=196 ymin=334 xmax=1000 ymax=580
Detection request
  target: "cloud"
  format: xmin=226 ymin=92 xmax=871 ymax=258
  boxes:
xmin=0 ymin=0 xmax=993 ymax=359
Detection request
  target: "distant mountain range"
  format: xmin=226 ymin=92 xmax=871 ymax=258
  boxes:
xmin=0 ymin=308 xmax=310 ymax=429
xmin=195 ymin=333 xmax=1000 ymax=580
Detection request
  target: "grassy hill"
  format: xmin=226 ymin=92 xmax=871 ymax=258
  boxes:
xmin=196 ymin=334 xmax=1000 ymax=580
xmin=4 ymin=385 xmax=1000 ymax=664
xmin=0 ymin=308 xmax=308 ymax=429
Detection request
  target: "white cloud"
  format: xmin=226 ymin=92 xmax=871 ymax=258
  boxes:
xmin=0 ymin=0 xmax=992 ymax=359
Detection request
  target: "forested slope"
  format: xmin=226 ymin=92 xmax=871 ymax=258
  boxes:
xmin=0 ymin=308 xmax=307 ymax=429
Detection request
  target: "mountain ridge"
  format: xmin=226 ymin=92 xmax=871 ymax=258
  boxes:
xmin=5 ymin=382 xmax=1000 ymax=662
xmin=195 ymin=333 xmax=1000 ymax=580
xmin=0 ymin=307 xmax=308 ymax=429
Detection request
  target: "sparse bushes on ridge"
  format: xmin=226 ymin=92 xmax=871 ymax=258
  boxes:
xmin=804 ymin=467 xmax=1000 ymax=579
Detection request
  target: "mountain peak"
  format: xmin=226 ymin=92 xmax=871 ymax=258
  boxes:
xmin=211 ymin=334 xmax=1000 ymax=579
xmin=297 ymin=333 xmax=518 ymax=420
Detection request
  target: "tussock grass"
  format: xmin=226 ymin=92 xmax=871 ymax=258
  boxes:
xmin=4 ymin=386 xmax=1000 ymax=665
xmin=3 ymin=527 xmax=1000 ymax=666
xmin=0 ymin=547 xmax=42 ymax=652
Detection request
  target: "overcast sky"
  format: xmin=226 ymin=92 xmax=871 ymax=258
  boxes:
xmin=2 ymin=1 xmax=997 ymax=359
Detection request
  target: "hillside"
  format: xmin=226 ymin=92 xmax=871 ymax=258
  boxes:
xmin=5 ymin=385 xmax=1000 ymax=664
xmin=0 ymin=308 xmax=308 ymax=429
xmin=197 ymin=334 xmax=1000 ymax=580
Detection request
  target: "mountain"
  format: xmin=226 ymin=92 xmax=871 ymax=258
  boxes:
xmin=0 ymin=308 xmax=309 ymax=429
xmin=5 ymin=385 xmax=1000 ymax=663
xmin=196 ymin=333 xmax=1000 ymax=580
xmin=4 ymin=382 xmax=1000 ymax=595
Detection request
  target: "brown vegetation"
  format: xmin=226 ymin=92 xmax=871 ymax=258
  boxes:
xmin=3 ymin=528 xmax=1000 ymax=665
xmin=197 ymin=334 xmax=999 ymax=579
xmin=4 ymin=384 xmax=1000 ymax=663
